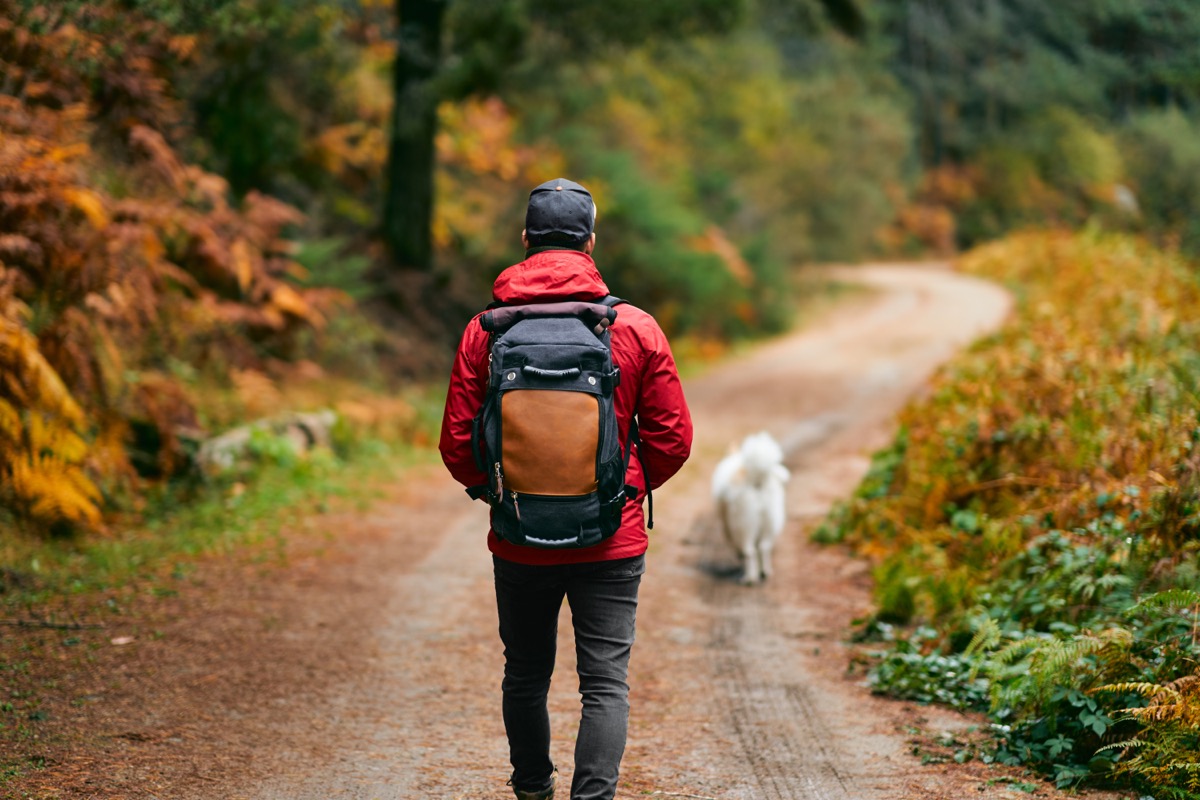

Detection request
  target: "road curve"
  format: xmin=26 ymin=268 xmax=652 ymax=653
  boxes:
xmin=231 ymin=263 xmax=1020 ymax=800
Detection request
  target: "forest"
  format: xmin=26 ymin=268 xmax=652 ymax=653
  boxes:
xmin=2 ymin=0 xmax=1200 ymax=797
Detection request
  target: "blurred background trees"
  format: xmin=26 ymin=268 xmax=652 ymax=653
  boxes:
xmin=2 ymin=0 xmax=1200 ymax=532
xmin=882 ymin=0 xmax=1200 ymax=248
xmin=6 ymin=3 xmax=1200 ymax=793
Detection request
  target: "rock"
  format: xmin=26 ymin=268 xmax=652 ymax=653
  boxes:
xmin=195 ymin=409 xmax=339 ymax=472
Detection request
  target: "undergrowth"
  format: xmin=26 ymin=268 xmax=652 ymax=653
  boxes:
xmin=0 ymin=383 xmax=446 ymax=610
xmin=822 ymin=230 xmax=1200 ymax=797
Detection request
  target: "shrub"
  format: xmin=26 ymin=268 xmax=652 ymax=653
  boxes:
xmin=1122 ymin=109 xmax=1200 ymax=256
xmin=0 ymin=2 xmax=342 ymax=532
xmin=823 ymin=230 xmax=1200 ymax=795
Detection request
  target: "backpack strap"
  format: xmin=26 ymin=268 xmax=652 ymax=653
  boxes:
xmin=624 ymin=419 xmax=654 ymax=530
xmin=602 ymin=296 xmax=653 ymax=528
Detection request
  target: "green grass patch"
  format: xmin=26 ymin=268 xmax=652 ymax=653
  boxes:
xmin=1 ymin=434 xmax=439 ymax=612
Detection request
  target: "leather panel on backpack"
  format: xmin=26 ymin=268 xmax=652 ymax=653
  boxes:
xmin=502 ymin=390 xmax=600 ymax=495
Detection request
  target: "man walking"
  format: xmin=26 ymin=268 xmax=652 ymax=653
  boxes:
xmin=439 ymin=178 xmax=693 ymax=800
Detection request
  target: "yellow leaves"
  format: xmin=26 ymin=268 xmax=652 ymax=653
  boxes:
xmin=61 ymin=187 xmax=109 ymax=229
xmin=231 ymin=238 xmax=255 ymax=293
xmin=44 ymin=142 xmax=90 ymax=164
xmin=269 ymin=283 xmax=320 ymax=326
xmin=310 ymin=121 xmax=387 ymax=177
xmin=691 ymin=226 xmax=753 ymax=287
xmin=0 ymin=316 xmax=85 ymax=427
xmin=433 ymin=97 xmax=566 ymax=256
xmin=25 ymin=411 xmax=88 ymax=463
xmin=0 ymin=397 xmax=20 ymax=440
xmin=437 ymin=97 xmax=554 ymax=184
xmin=0 ymin=406 xmax=102 ymax=529
xmin=0 ymin=313 xmax=102 ymax=529
xmin=1099 ymin=672 xmax=1200 ymax=733
xmin=7 ymin=449 xmax=101 ymax=527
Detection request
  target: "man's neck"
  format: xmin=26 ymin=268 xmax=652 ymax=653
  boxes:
xmin=525 ymin=245 xmax=586 ymax=259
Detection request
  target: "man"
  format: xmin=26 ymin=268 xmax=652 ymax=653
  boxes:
xmin=439 ymin=178 xmax=693 ymax=800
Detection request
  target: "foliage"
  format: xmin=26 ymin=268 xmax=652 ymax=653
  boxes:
xmin=2 ymin=0 xmax=913 ymax=532
xmin=881 ymin=0 xmax=1200 ymax=164
xmin=1121 ymin=109 xmax=1200 ymax=255
xmin=866 ymin=626 xmax=991 ymax=711
xmin=822 ymin=231 xmax=1200 ymax=794
xmin=877 ymin=0 xmax=1200 ymax=252
xmin=0 ymin=2 xmax=344 ymax=532
xmin=506 ymin=30 xmax=909 ymax=338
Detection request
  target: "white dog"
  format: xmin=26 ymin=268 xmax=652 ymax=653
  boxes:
xmin=712 ymin=432 xmax=790 ymax=585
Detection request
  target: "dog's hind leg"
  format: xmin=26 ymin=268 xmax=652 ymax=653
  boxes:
xmin=758 ymin=536 xmax=774 ymax=582
xmin=739 ymin=542 xmax=760 ymax=585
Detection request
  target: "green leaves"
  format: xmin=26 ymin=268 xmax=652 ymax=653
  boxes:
xmin=835 ymin=231 xmax=1200 ymax=796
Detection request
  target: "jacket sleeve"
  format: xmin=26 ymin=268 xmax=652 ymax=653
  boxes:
xmin=635 ymin=323 xmax=693 ymax=490
xmin=439 ymin=318 xmax=490 ymax=490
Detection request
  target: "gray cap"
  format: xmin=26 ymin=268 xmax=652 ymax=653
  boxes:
xmin=524 ymin=178 xmax=596 ymax=246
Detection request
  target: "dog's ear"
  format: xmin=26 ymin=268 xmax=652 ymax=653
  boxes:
xmin=773 ymin=465 xmax=791 ymax=482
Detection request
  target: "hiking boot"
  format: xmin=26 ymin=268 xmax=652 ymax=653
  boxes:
xmin=510 ymin=773 xmax=555 ymax=800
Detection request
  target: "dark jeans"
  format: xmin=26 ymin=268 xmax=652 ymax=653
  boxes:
xmin=493 ymin=554 xmax=645 ymax=800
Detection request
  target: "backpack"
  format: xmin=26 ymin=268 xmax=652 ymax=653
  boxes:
xmin=467 ymin=296 xmax=651 ymax=548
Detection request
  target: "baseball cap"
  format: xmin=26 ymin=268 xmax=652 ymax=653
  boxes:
xmin=524 ymin=178 xmax=596 ymax=246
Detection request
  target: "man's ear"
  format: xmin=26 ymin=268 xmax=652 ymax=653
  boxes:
xmin=521 ymin=229 xmax=530 ymax=250
xmin=584 ymin=232 xmax=596 ymax=255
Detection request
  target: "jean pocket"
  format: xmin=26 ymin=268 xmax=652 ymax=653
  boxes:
xmin=596 ymin=554 xmax=645 ymax=580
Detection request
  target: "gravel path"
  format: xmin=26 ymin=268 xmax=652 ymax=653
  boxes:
xmin=247 ymin=263 xmax=1020 ymax=799
xmin=9 ymin=264 xmax=1135 ymax=800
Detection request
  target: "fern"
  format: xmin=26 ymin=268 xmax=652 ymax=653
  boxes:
xmin=964 ymin=616 xmax=1002 ymax=660
xmin=1093 ymin=669 xmax=1200 ymax=794
xmin=0 ymin=1 xmax=346 ymax=532
xmin=1128 ymin=589 xmax=1200 ymax=614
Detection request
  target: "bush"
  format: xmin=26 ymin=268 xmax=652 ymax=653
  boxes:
xmin=954 ymin=108 xmax=1122 ymax=246
xmin=825 ymin=231 xmax=1200 ymax=795
xmin=1122 ymin=109 xmax=1200 ymax=255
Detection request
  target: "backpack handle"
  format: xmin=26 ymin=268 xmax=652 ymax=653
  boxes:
xmin=522 ymin=366 xmax=581 ymax=379
xmin=481 ymin=301 xmax=617 ymax=334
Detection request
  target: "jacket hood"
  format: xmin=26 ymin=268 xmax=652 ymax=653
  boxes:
xmin=492 ymin=249 xmax=610 ymax=304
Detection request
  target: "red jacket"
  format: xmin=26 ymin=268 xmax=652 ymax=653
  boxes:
xmin=439 ymin=249 xmax=693 ymax=565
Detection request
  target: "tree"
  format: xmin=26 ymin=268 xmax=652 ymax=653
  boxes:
xmin=381 ymin=0 xmax=747 ymax=274
xmin=384 ymin=0 xmax=447 ymax=271
xmin=880 ymin=0 xmax=1200 ymax=166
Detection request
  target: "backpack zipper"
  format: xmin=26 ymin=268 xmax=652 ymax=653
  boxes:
xmin=510 ymin=490 xmax=520 ymax=523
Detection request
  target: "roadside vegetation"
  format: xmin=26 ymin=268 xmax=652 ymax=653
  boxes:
xmin=0 ymin=1 xmax=907 ymax=549
xmin=820 ymin=230 xmax=1200 ymax=798
xmin=4 ymin=0 xmax=1200 ymax=793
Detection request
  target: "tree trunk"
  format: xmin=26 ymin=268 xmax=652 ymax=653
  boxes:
xmin=384 ymin=0 xmax=447 ymax=272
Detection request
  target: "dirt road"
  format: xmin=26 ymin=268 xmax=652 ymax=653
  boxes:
xmin=12 ymin=264 xmax=1133 ymax=799
xmin=236 ymin=262 xmax=1020 ymax=800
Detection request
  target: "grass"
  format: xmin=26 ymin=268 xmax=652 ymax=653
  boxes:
xmin=2 ymin=442 xmax=439 ymax=611
xmin=0 ymin=379 xmax=449 ymax=613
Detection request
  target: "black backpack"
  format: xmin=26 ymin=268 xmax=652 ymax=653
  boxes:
xmin=467 ymin=296 xmax=650 ymax=548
